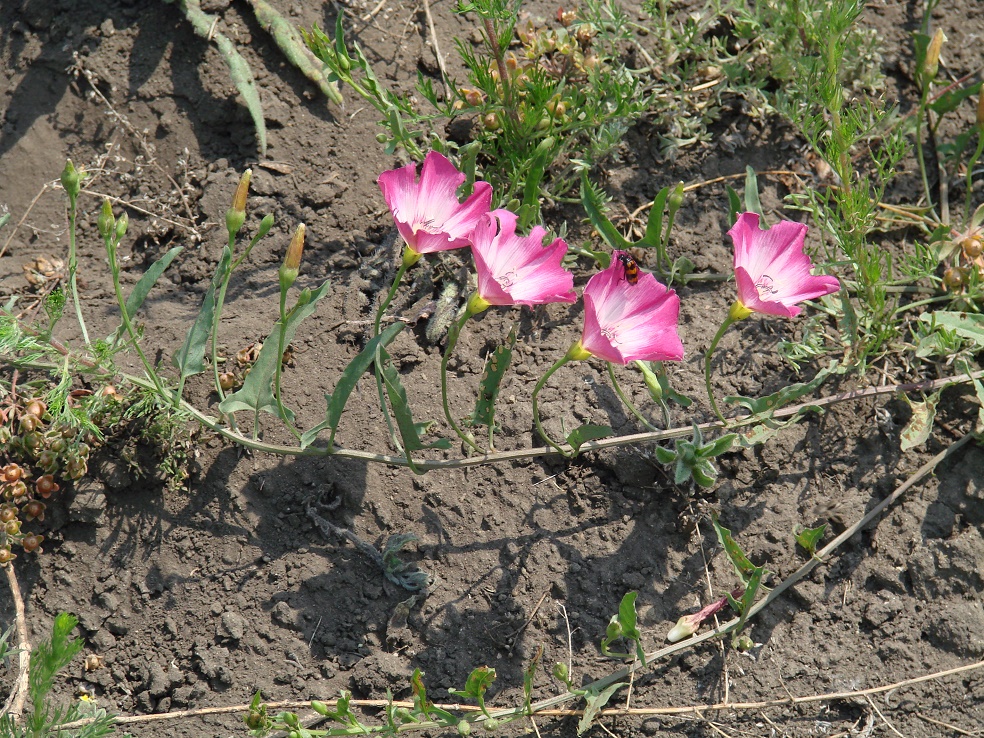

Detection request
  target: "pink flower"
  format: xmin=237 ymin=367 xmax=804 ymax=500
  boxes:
xmin=467 ymin=209 xmax=576 ymax=312
xmin=729 ymin=212 xmax=840 ymax=318
xmin=378 ymin=151 xmax=492 ymax=260
xmin=573 ymin=252 xmax=684 ymax=365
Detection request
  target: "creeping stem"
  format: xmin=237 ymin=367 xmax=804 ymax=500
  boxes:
xmin=274 ymin=290 xmax=301 ymax=440
xmin=607 ymin=363 xmax=659 ymax=432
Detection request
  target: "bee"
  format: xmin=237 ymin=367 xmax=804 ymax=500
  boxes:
xmin=616 ymin=252 xmax=640 ymax=285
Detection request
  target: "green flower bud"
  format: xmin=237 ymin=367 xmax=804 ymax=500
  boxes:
xmin=98 ymin=200 xmax=116 ymax=240
xmin=115 ymin=212 xmax=129 ymax=241
xmin=60 ymin=160 xmax=81 ymax=200
xmin=456 ymin=720 xmax=472 ymax=736
xmin=257 ymin=213 xmax=275 ymax=239
xmin=668 ymin=182 xmax=685 ymax=214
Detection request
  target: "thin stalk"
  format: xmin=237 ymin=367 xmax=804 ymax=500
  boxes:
xmin=274 ymin=291 xmax=301 ymax=440
xmin=915 ymin=90 xmax=935 ymax=215
xmin=373 ymin=259 xmax=412 ymax=452
xmin=607 ymin=363 xmax=658 ymax=431
xmin=65 ymin=191 xmax=90 ymax=347
xmin=106 ymin=236 xmax=167 ymax=398
xmin=704 ymin=316 xmax=737 ymax=424
xmin=531 ymin=354 xmax=575 ymax=456
xmin=440 ymin=312 xmax=480 ymax=453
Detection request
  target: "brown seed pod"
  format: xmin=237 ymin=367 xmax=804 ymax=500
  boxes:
xmin=22 ymin=500 xmax=45 ymax=522
xmin=21 ymin=534 xmax=43 ymax=554
xmin=36 ymin=475 xmax=60 ymax=499
xmin=24 ymin=399 xmax=47 ymax=419
xmin=1 ymin=463 xmax=24 ymax=483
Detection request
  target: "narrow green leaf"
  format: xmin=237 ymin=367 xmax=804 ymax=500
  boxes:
xmin=300 ymin=323 xmax=404 ymax=449
xmin=638 ymin=186 xmax=670 ymax=250
xmin=379 ymin=348 xmax=446 ymax=453
xmin=576 ymin=683 xmax=625 ymax=736
xmin=743 ymin=165 xmax=763 ymax=219
xmin=725 ymin=185 xmax=741 ymax=225
xmin=467 ymin=329 xmax=515 ymax=428
xmin=929 ymin=79 xmax=982 ymax=115
xmin=711 ymin=513 xmax=757 ymax=584
xmin=729 ymin=565 xmax=764 ymax=648
xmin=172 ymin=246 xmax=232 ymax=382
xmin=566 ymin=424 xmax=612 ymax=453
xmin=580 ymin=171 xmax=631 ymax=251
xmin=523 ymin=646 xmax=543 ymax=712
xmin=219 ymin=280 xmax=331 ymax=419
xmin=0 ymin=213 xmax=11 ymax=229
xmin=249 ymin=0 xmax=343 ymax=104
xmin=518 ymin=137 xmax=555 ymax=230
xmin=124 ymin=245 xmax=182 ymax=318
xmin=726 ymin=361 xmax=839 ymax=415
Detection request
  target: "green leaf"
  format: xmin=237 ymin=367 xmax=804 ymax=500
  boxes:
xmin=794 ymin=523 xmax=826 ymax=557
xmin=518 ymin=137 xmax=555 ymax=229
xmin=300 ymin=322 xmax=404 ymax=449
xmin=638 ymin=186 xmax=670 ymax=250
xmin=379 ymin=348 xmax=449 ymax=456
xmin=0 ymin=213 xmax=11 ymax=230
xmin=124 ymin=245 xmax=183 ymax=319
xmin=929 ymin=79 xmax=982 ymax=115
xmin=172 ymin=245 xmax=232 ymax=383
xmin=467 ymin=329 xmax=515 ymax=429
xmin=728 ymin=564 xmax=764 ymax=648
xmin=725 ymin=185 xmax=741 ymax=225
xmin=711 ymin=513 xmax=757 ymax=585
xmin=617 ymin=591 xmax=646 ymax=666
xmin=576 ymin=682 xmax=625 ymax=736
xmin=726 ymin=361 xmax=839 ymax=416
xmin=899 ymin=390 xmax=940 ymax=452
xmin=219 ymin=280 xmax=331 ymax=419
xmin=743 ymin=165 xmax=764 ymax=219
xmin=652 ymin=446 xmax=675 ymax=464
xmin=566 ymin=424 xmax=612 ymax=453
xmin=580 ymin=170 xmax=631 ymax=251
xmin=919 ymin=311 xmax=984 ymax=346
xmin=462 ymin=666 xmax=496 ymax=700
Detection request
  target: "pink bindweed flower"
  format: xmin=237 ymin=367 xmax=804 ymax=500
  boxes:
xmin=378 ymin=151 xmax=492 ymax=264
xmin=729 ymin=212 xmax=840 ymax=319
xmin=466 ymin=209 xmax=577 ymax=314
xmin=570 ymin=251 xmax=684 ymax=365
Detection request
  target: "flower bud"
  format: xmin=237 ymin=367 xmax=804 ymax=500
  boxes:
xmin=668 ymin=182 xmax=685 ymax=214
xmin=456 ymin=720 xmax=472 ymax=736
xmin=943 ymin=266 xmax=966 ymax=290
xmin=963 ymin=236 xmax=983 ymax=258
xmin=5 ymin=520 xmax=21 ymax=536
xmin=666 ymin=615 xmax=698 ymax=643
xmin=60 ymin=159 xmax=81 ymax=200
xmin=483 ymin=113 xmax=501 ymax=131
xmin=921 ymin=29 xmax=945 ymax=88
xmin=226 ymin=169 xmax=252 ymax=236
xmin=115 ymin=211 xmax=129 ymax=241
xmin=279 ymin=223 xmax=305 ymax=291
xmin=98 ymin=200 xmax=116 ymax=240
xmin=251 ymin=214 xmax=273 ymax=241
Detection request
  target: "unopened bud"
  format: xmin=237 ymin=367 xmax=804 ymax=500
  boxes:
xmin=226 ymin=169 xmax=252 ymax=236
xmin=666 ymin=615 xmax=698 ymax=643
xmin=963 ymin=236 xmax=983 ymax=258
xmin=279 ymin=223 xmax=305 ymax=291
xmin=60 ymin=160 xmax=81 ymax=200
xmin=257 ymin=213 xmax=275 ymax=239
xmin=668 ymin=182 xmax=685 ymax=214
xmin=98 ymin=200 xmax=116 ymax=240
xmin=922 ymin=29 xmax=945 ymax=88
xmin=943 ymin=266 xmax=966 ymax=290
xmin=115 ymin=211 xmax=129 ymax=241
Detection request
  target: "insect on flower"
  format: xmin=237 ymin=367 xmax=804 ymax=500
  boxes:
xmin=616 ymin=252 xmax=640 ymax=285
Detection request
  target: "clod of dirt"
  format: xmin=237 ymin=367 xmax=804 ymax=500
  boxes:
xmin=67 ymin=479 xmax=107 ymax=523
xmin=927 ymin=601 xmax=984 ymax=657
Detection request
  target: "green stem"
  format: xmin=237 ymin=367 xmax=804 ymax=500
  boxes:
xmin=373 ymin=259 xmax=412 ymax=452
xmin=211 ymin=237 xmax=236 ymax=404
xmin=607 ymin=363 xmax=658 ymax=432
xmin=274 ymin=291 xmax=301 ymax=440
xmin=531 ymin=354 xmax=575 ymax=456
xmin=65 ymin=192 xmax=90 ymax=347
xmin=915 ymin=90 xmax=935 ymax=215
xmin=440 ymin=312 xmax=480 ymax=453
xmin=106 ymin=236 xmax=167 ymax=398
xmin=704 ymin=315 xmax=737 ymax=425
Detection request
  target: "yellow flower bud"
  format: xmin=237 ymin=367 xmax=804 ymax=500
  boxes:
xmin=921 ymin=29 xmax=945 ymax=88
xmin=279 ymin=223 xmax=305 ymax=291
